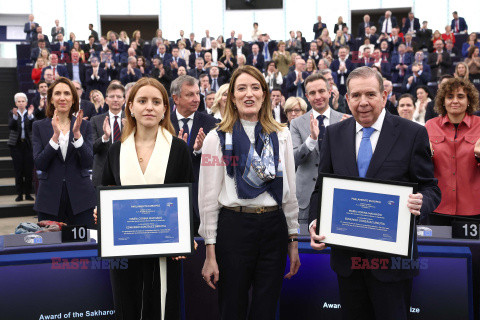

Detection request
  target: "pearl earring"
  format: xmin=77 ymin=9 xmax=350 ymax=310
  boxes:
xmin=131 ymin=112 xmax=135 ymax=118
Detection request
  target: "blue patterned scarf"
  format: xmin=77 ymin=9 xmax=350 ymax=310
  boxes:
xmin=217 ymin=121 xmax=283 ymax=205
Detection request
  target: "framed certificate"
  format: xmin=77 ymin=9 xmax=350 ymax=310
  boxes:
xmin=316 ymin=174 xmax=417 ymax=258
xmin=97 ymin=184 xmax=194 ymax=259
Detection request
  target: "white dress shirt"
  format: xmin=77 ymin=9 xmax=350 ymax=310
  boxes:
xmin=49 ymin=131 xmax=84 ymax=160
xmin=305 ymin=107 xmax=332 ymax=151
xmin=198 ymin=120 xmax=299 ymax=244
xmin=354 ymin=108 xmax=386 ymax=159
xmin=101 ymin=110 xmax=123 ymax=143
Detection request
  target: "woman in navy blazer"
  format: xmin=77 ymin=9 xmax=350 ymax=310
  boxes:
xmin=32 ymin=77 xmax=96 ymax=228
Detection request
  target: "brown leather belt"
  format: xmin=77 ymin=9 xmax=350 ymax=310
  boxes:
xmin=223 ymin=205 xmax=281 ymax=214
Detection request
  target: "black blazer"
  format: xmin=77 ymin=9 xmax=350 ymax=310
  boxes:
xmin=66 ymin=63 xmax=86 ymax=86
xmin=309 ymin=112 xmax=441 ymax=281
xmin=7 ymin=111 xmax=34 ymax=147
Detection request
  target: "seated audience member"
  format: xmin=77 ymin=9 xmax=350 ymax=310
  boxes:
xmin=32 ymin=58 xmax=47 ymax=84
xmin=431 ymin=30 xmax=443 ymax=49
xmin=198 ymin=73 xmax=211 ymax=109
xmin=358 ymin=38 xmax=375 ymax=60
xmin=169 ymin=47 xmax=187 ymax=75
xmin=129 ymin=41 xmax=142 ymax=58
xmin=72 ymin=81 xmax=96 ymax=120
xmin=236 ymin=54 xmax=247 ymax=68
xmin=426 ymin=78 xmax=480 ymax=224
xmin=427 ymin=40 xmax=452 ymax=81
xmin=304 ymin=58 xmax=317 ymax=77
xmin=358 ymin=47 xmax=373 ymax=66
xmin=177 ymin=41 xmax=191 ymax=65
xmin=379 ymin=40 xmax=392 ymax=60
xmin=270 ymin=89 xmax=287 ymax=123
xmin=388 ymin=27 xmax=403 ymax=51
xmin=84 ymin=36 xmax=98 ymax=57
xmin=402 ymin=62 xmax=429 ymax=94
xmin=210 ymin=84 xmax=228 ymax=121
xmin=414 ymin=85 xmax=433 ymax=125
xmin=119 ymin=31 xmax=129 ymax=46
xmin=32 ymin=77 xmax=96 ymax=228
xmin=369 ymin=48 xmax=391 ymax=80
xmin=8 ymin=93 xmax=35 ymax=202
xmin=403 ymin=33 xmax=418 ymax=54
xmin=203 ymin=90 xmax=216 ymax=115
xmin=330 ymin=46 xmax=354 ymax=96
xmin=90 ymin=90 xmax=106 ymax=116
xmin=397 ymin=93 xmax=419 ymax=123
xmin=150 ymin=57 xmax=173 ymax=96
xmin=208 ymin=66 xmax=225 ymax=92
xmin=43 ymin=68 xmax=55 ymax=86
xmin=32 ymin=27 xmax=50 ymax=46
xmin=264 ymin=61 xmax=283 ymax=91
xmin=425 ymin=74 xmax=454 ymax=122
xmin=465 ymin=46 xmax=480 ymax=81
xmin=53 ymin=33 xmax=70 ymax=62
xmin=42 ymin=54 xmax=68 ymax=80
xmin=98 ymin=36 xmax=109 ymax=52
xmin=176 ymin=66 xmax=187 ymax=77
xmin=219 ymin=48 xmax=237 ymax=76
xmin=441 ymin=25 xmax=455 ymax=44
xmin=462 ymin=33 xmax=480 ymax=58
xmin=188 ymin=57 xmax=206 ymax=79
xmin=304 ymin=42 xmax=321 ymax=66
xmin=32 ymin=80 xmax=48 ymax=120
xmin=454 ymin=62 xmax=470 ymax=81
xmin=207 ymin=40 xmax=223 ymax=64
xmin=246 ymin=43 xmax=265 ymax=72
xmin=391 ymin=44 xmax=412 ymax=83
xmin=383 ymin=79 xmax=399 ymax=115
xmin=71 ymin=42 xmax=86 ymax=62
xmin=136 ymin=56 xmax=149 ymax=77
xmin=90 ymin=83 xmax=125 ymax=186
xmin=120 ymin=56 xmax=142 ymax=85
xmin=286 ymin=59 xmax=307 ymax=98
xmin=30 ymin=39 xmax=49 ymax=62
xmin=416 ymin=21 xmax=432 ymax=50
xmin=445 ymin=40 xmax=459 ymax=57
xmin=189 ymin=43 xmax=204 ymax=69
xmin=153 ymin=43 xmax=172 ymax=65
xmin=86 ymin=56 xmax=108 ymax=96
xmin=273 ymin=41 xmax=292 ymax=76
xmin=101 ymin=50 xmax=120 ymax=82
xmin=108 ymin=32 xmax=126 ymax=63
xmin=451 ymin=11 xmax=468 ymax=33
xmin=283 ymin=97 xmax=307 ymax=128
xmin=407 ymin=50 xmax=431 ymax=81
xmin=232 ymin=38 xmax=249 ymax=58
xmin=51 ymin=19 xmax=64 ymax=40
xmin=67 ymin=51 xmax=86 ymax=86
xmin=318 ymin=69 xmax=348 ymax=114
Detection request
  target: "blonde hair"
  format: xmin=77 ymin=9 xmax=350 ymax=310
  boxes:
xmin=283 ymin=97 xmax=307 ymax=114
xmin=218 ymin=66 xmax=284 ymax=134
xmin=210 ymin=84 xmax=229 ymax=115
xmin=454 ymin=61 xmax=470 ymax=81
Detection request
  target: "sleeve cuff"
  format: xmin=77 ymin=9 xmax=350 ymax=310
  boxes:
xmin=193 ymin=148 xmax=203 ymax=156
xmin=308 ymin=220 xmax=316 ymax=232
xmin=305 ymin=136 xmax=317 ymax=151
xmin=72 ymin=135 xmax=84 ymax=148
xmin=288 ymin=228 xmax=300 ymax=236
xmin=204 ymin=239 xmax=216 ymax=245
xmin=101 ymin=136 xmax=109 ymax=143
xmin=49 ymin=139 xmax=59 ymax=150
xmin=28 ymin=114 xmax=34 ymax=120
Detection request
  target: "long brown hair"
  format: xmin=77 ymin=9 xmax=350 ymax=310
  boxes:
xmin=46 ymin=77 xmax=79 ymax=119
xmin=122 ymin=78 xmax=175 ymax=142
xmin=218 ymin=66 xmax=284 ymax=134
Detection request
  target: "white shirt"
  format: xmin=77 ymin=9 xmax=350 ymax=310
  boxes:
xmin=211 ymin=48 xmax=218 ymax=62
xmin=354 ymin=108 xmax=386 ymax=159
xmin=273 ymin=104 xmax=282 ymax=122
xmin=198 ymin=122 xmax=299 ymax=244
xmin=101 ymin=110 xmax=122 ymax=143
xmin=305 ymin=108 xmax=332 ymax=151
xmin=205 ymin=37 xmax=211 ymax=49
xmin=49 ymin=131 xmax=84 ymax=160
xmin=176 ymin=109 xmax=195 ymax=133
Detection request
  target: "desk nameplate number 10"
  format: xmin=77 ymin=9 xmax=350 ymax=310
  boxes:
xmin=452 ymin=221 xmax=480 ymax=240
xmin=61 ymin=225 xmax=88 ymax=243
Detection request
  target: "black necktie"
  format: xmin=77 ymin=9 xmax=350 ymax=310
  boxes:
xmin=317 ymin=115 xmax=326 ymax=150
xmin=181 ymin=118 xmax=190 ymax=144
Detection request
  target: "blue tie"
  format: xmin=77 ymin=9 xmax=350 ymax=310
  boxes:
xmin=264 ymin=44 xmax=269 ymax=60
xmin=317 ymin=115 xmax=326 ymax=150
xmin=297 ymin=76 xmax=304 ymax=98
xmin=357 ymin=127 xmax=375 ymax=178
xmin=181 ymin=118 xmax=190 ymax=144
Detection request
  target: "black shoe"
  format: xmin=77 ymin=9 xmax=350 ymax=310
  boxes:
xmin=25 ymin=194 xmax=34 ymax=201
xmin=15 ymin=195 xmax=23 ymax=202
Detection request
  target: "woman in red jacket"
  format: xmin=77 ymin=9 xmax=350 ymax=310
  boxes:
xmin=31 ymin=58 xmax=46 ymax=84
xmin=426 ymin=78 xmax=480 ymax=224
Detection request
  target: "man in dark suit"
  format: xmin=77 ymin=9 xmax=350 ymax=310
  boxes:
xmin=401 ymin=63 xmax=428 ymax=94
xmin=313 ymin=16 xmax=327 ymax=39
xmin=188 ymin=57 xmax=206 ymax=79
xmin=226 ymin=30 xmax=237 ymax=48
xmin=189 ymin=43 xmax=204 ymax=69
xmin=378 ymin=10 xmax=398 ymax=34
xmin=72 ymin=81 xmax=97 ymax=120
xmin=84 ymin=36 xmax=100 ymax=57
xmin=427 ymin=40 xmax=452 ymax=81
xmin=90 ymin=83 xmax=125 ymax=186
xmin=232 ymin=39 xmax=249 ymax=58
xmin=309 ymin=66 xmax=441 ymax=320
xmin=67 ymin=51 xmax=86 ymax=88
xmin=85 ymin=56 xmax=108 ymax=96
xmin=24 ymin=14 xmax=38 ymax=42
xmin=51 ymin=20 xmax=64 ymax=40
xmin=150 ymin=57 xmax=173 ymax=96
xmin=52 ymin=33 xmax=70 ymax=62
xmin=390 ymin=44 xmax=412 ymax=83
xmin=170 ymin=75 xmax=217 ymax=233
xmin=168 ymin=47 xmax=187 ymax=78
xmin=201 ymin=30 xmax=215 ymax=50
xmin=330 ymin=46 xmax=355 ymax=96
xmin=451 ymin=11 xmax=468 ymax=33
xmin=8 ymin=93 xmax=35 ymax=201
xmin=369 ymin=49 xmax=392 ymax=80
xmin=257 ymin=34 xmax=276 ymax=62
xmin=100 ymin=50 xmax=120 ymax=82
xmin=246 ymin=43 xmax=265 ymax=71
xmin=416 ymin=21 xmax=432 ymax=50
xmin=206 ymin=40 xmax=223 ymax=64
xmin=402 ymin=12 xmax=420 ymax=34
xmin=41 ymin=54 xmax=69 ymax=80
xmin=120 ymin=56 xmax=142 ymax=85
xmin=303 ymin=42 xmax=321 ymax=66
xmin=286 ymin=59 xmax=307 ymax=98
xmin=108 ymin=33 xmax=126 ymax=63
xmin=358 ymin=14 xmax=373 ymax=38
xmin=271 ymin=89 xmax=288 ymax=123
xmin=357 ymin=47 xmax=374 ymax=67
xmin=150 ymin=43 xmax=172 ymax=65
xmin=383 ymin=79 xmax=399 ymax=116
xmin=30 ymin=39 xmax=49 ymax=62
xmin=31 ymin=31 xmax=50 ymax=48
xmin=208 ymin=67 xmax=225 ymax=92
xmin=186 ymin=33 xmax=197 ymax=51
xmin=31 ymin=81 xmax=48 ymax=120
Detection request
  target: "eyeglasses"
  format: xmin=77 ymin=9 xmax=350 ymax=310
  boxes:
xmin=287 ymin=108 xmax=303 ymax=114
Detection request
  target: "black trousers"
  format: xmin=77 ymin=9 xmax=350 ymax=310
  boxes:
xmin=429 ymin=212 xmax=480 ymax=226
xmin=9 ymin=140 xmax=33 ymax=196
xmin=337 ymin=270 xmax=413 ymax=320
xmin=215 ymin=207 xmax=288 ymax=320
xmin=109 ymin=258 xmax=181 ymax=320
xmin=37 ymin=182 xmax=94 ymax=229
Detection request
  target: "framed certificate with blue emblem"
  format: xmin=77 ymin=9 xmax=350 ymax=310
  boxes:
xmin=97 ymin=184 xmax=194 ymax=259
xmin=316 ymin=174 xmax=417 ymax=258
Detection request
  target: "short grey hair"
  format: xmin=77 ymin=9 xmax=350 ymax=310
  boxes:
xmin=304 ymin=73 xmax=330 ymax=91
xmin=346 ymin=66 xmax=384 ymax=95
xmin=125 ymin=82 xmax=136 ymax=93
xmin=14 ymin=92 xmax=27 ymax=103
xmin=170 ymin=75 xmax=199 ymax=97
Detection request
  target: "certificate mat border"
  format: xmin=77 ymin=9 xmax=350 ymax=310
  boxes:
xmin=97 ymin=183 xmax=194 ymax=259
xmin=316 ymin=174 xmax=417 ymax=258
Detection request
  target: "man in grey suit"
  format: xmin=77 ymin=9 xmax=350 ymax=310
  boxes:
xmin=201 ymin=30 xmax=215 ymax=50
xmin=90 ymin=83 xmax=125 ymax=186
xmin=290 ymin=73 xmax=344 ymax=223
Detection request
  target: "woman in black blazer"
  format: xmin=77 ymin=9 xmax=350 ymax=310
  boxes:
xmin=101 ymin=77 xmax=194 ymax=320
xmin=32 ymin=77 xmax=96 ymax=228
xmin=8 ymin=93 xmax=35 ymax=201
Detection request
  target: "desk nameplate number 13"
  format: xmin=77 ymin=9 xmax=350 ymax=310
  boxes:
xmin=452 ymin=221 xmax=480 ymax=240
xmin=61 ymin=225 xmax=88 ymax=243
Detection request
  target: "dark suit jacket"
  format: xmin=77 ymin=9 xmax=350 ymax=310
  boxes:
xmin=390 ymin=53 xmax=413 ymax=78
xmin=257 ymin=41 xmax=276 ymax=59
xmin=330 ymin=59 xmax=355 ymax=91
xmin=120 ymin=67 xmax=142 ymax=85
xmin=208 ymin=76 xmax=226 ymax=91
xmin=150 ymin=67 xmax=173 ymax=95
xmin=402 ymin=18 xmax=420 ymax=34
xmin=100 ymin=61 xmax=120 ymax=81
xmin=416 ymin=28 xmax=432 ymax=48
xmin=385 ymin=100 xmax=399 ymax=116
xmin=8 ymin=111 xmax=34 ymax=147
xmin=41 ymin=65 xmax=69 ymax=79
xmin=427 ymin=51 xmax=452 ymax=81
xmin=285 ymin=71 xmax=306 ymax=98
xmin=367 ymin=61 xmax=392 ymax=80
xmin=451 ymin=17 xmax=468 ymax=33
xmin=425 ymin=100 xmax=438 ymax=122
xmin=185 ymin=39 xmax=197 ymax=51
xmin=378 ymin=16 xmax=398 ymax=32
xmin=232 ymin=46 xmax=249 ymax=58
xmin=246 ymin=53 xmax=265 ymax=71
xmin=30 ymin=47 xmax=50 ymax=62
xmin=24 ymin=22 xmax=39 ymax=41
xmin=225 ymin=37 xmax=236 ymax=48
xmin=313 ymin=22 xmax=327 ymax=39
xmin=189 ymin=52 xmax=204 ymax=69
xmin=309 ymin=112 xmax=441 ymax=281
xmin=334 ymin=23 xmax=348 ymax=34
xmin=170 ymin=111 xmax=217 ymax=229
xmin=401 ymin=72 xmax=429 ymax=95
xmin=201 ymin=37 xmax=215 ymax=48
xmin=187 ymin=68 xmax=206 ymax=79
xmin=357 ymin=22 xmax=373 ymax=37
xmin=85 ymin=67 xmax=109 ymax=95
xmin=32 ymin=117 xmax=97 ymax=215
xmin=108 ymin=41 xmax=126 ymax=54
xmin=80 ymin=99 xmax=96 ymax=120
xmin=67 ymin=63 xmax=86 ymax=86
xmin=51 ymin=41 xmax=70 ymax=53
